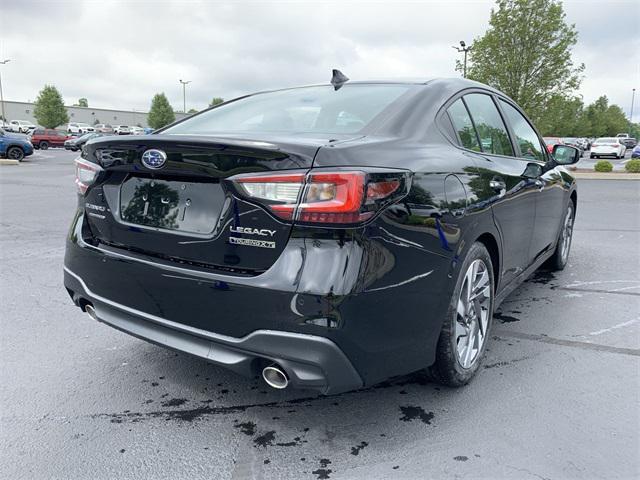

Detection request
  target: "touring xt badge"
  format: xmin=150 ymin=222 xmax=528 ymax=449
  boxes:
xmin=228 ymin=225 xmax=277 ymax=249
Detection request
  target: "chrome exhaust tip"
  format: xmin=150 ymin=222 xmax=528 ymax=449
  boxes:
xmin=262 ymin=365 xmax=289 ymax=389
xmin=84 ymin=304 xmax=98 ymax=321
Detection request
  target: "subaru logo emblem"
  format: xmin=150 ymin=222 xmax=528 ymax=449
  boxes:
xmin=141 ymin=149 xmax=167 ymax=169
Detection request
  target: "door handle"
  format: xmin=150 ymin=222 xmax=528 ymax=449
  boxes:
xmin=489 ymin=178 xmax=506 ymax=195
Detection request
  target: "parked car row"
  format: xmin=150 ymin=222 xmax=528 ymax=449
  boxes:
xmin=0 ymin=125 xmax=158 ymax=160
xmin=3 ymin=119 xmax=154 ymax=136
xmin=543 ymin=137 xmax=590 ymax=156
xmin=543 ymin=135 xmax=635 ymax=160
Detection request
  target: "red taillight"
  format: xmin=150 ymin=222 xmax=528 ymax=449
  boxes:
xmin=74 ymin=158 xmax=103 ymax=194
xmin=232 ymin=170 xmax=408 ymax=225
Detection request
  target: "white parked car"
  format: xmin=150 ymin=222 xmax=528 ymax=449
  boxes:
xmin=8 ymin=120 xmax=36 ymax=133
xmin=113 ymin=125 xmax=131 ymax=135
xmin=129 ymin=126 xmax=144 ymax=135
xmin=590 ymin=137 xmax=627 ymax=159
xmin=67 ymin=122 xmax=94 ymax=134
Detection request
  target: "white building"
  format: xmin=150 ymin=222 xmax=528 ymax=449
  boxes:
xmin=1 ymin=100 xmax=188 ymax=128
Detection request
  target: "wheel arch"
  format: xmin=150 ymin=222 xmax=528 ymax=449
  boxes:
xmin=476 ymin=232 xmax=500 ymax=290
xmin=570 ymin=189 xmax=577 ymax=213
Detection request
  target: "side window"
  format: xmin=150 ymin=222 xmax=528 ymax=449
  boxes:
xmin=463 ymin=94 xmax=514 ymax=156
xmin=499 ymin=100 xmax=544 ymax=161
xmin=447 ymin=99 xmax=480 ymax=152
xmin=438 ymin=111 xmax=458 ymax=144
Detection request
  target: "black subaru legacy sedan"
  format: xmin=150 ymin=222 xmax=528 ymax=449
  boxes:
xmin=64 ymin=77 xmax=580 ymax=394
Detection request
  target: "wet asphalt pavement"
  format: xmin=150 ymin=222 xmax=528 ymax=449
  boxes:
xmin=1 ymin=149 xmax=639 ymax=480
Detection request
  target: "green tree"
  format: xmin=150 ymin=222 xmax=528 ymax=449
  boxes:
xmin=77 ymin=98 xmax=88 ymax=107
xmin=465 ymin=0 xmax=584 ymax=124
xmin=33 ymin=85 xmax=69 ymax=128
xmin=582 ymin=96 xmax=629 ymax=137
xmin=537 ymin=95 xmax=585 ymax=136
xmin=210 ymin=97 xmax=224 ymax=107
xmin=147 ymin=93 xmax=175 ymax=129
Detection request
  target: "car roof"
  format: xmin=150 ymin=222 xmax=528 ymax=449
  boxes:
xmin=250 ymin=77 xmax=505 ymax=97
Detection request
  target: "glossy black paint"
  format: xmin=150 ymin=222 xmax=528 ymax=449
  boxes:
xmin=64 ymin=78 xmax=576 ymax=391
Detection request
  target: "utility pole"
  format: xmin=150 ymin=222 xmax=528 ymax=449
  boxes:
xmin=452 ymin=41 xmax=472 ymax=78
xmin=179 ymin=79 xmax=191 ymax=113
xmin=630 ymin=88 xmax=636 ymax=127
xmin=0 ymin=59 xmax=10 ymax=126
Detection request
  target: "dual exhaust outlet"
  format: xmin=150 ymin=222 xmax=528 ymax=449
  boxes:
xmin=82 ymin=301 xmax=290 ymax=390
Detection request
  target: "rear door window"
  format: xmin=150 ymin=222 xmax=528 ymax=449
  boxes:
xmin=499 ymin=100 xmax=545 ymax=161
xmin=447 ymin=99 xmax=480 ymax=152
xmin=463 ymin=94 xmax=514 ymax=156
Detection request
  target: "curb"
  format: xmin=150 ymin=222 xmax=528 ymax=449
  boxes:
xmin=571 ymin=172 xmax=640 ymax=180
xmin=0 ymin=159 xmax=20 ymax=166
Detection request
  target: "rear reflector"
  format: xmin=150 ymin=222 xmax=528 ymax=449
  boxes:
xmin=232 ymin=169 xmax=409 ymax=226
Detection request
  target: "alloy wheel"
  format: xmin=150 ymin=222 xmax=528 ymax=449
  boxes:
xmin=560 ymin=206 xmax=574 ymax=264
xmin=455 ymin=259 xmax=491 ymax=369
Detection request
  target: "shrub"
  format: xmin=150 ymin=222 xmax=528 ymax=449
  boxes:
xmin=594 ymin=160 xmax=613 ymax=172
xmin=625 ymin=159 xmax=640 ymax=173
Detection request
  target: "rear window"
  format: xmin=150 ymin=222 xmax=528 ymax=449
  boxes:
xmin=164 ymin=84 xmax=411 ymax=136
xmin=595 ymin=138 xmax=617 ymax=143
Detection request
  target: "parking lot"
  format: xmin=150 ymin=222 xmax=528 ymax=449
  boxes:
xmin=1 ymin=149 xmax=639 ymax=479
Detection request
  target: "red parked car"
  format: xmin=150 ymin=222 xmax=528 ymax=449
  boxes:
xmin=543 ymin=137 xmax=563 ymax=154
xmin=30 ymin=129 xmax=70 ymax=150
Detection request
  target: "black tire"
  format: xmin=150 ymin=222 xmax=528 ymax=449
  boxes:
xmin=547 ymin=200 xmax=575 ymax=271
xmin=39 ymin=141 xmax=49 ymax=150
xmin=428 ymin=242 xmax=495 ymax=387
xmin=589 ymin=154 xmax=594 ymax=159
xmin=6 ymin=146 xmax=24 ymax=161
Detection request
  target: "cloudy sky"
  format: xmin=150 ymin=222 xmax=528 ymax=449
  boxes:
xmin=1 ymin=0 xmax=639 ymax=120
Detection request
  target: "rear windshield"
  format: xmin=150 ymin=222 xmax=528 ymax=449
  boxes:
xmin=164 ymin=84 xmax=411 ymax=136
xmin=595 ymin=138 xmax=617 ymax=143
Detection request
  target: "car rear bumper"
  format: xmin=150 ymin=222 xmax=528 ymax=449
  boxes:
xmin=64 ymin=267 xmax=362 ymax=394
xmin=64 ymin=208 xmax=454 ymax=391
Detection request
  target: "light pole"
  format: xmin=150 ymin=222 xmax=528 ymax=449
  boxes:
xmin=179 ymin=79 xmax=191 ymax=113
xmin=630 ymin=88 xmax=636 ymax=126
xmin=0 ymin=59 xmax=10 ymax=126
xmin=452 ymin=41 xmax=472 ymax=78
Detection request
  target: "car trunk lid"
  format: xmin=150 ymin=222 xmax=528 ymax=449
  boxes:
xmin=80 ymin=134 xmax=343 ymax=274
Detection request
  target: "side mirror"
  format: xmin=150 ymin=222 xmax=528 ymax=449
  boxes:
xmin=552 ymin=144 xmax=581 ymax=165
